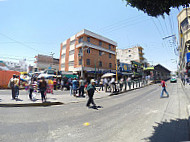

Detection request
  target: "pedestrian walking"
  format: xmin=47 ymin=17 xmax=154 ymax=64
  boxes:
xmin=109 ymin=77 xmax=116 ymax=92
xmin=14 ymin=75 xmax=20 ymax=99
xmin=28 ymin=78 xmax=34 ymax=100
xmin=86 ymin=79 xmax=98 ymax=107
xmin=53 ymin=78 xmax=57 ymax=90
xmin=160 ymin=79 xmax=169 ymax=98
xmin=104 ymin=78 xmax=108 ymax=92
xmin=99 ymin=78 xmax=104 ymax=91
xmin=72 ymin=78 xmax=77 ymax=97
xmin=8 ymin=74 xmax=16 ymax=99
xmin=39 ymin=77 xmax=47 ymax=102
xmin=61 ymin=79 xmax=64 ymax=91
xmin=127 ymin=77 xmax=131 ymax=90
xmin=119 ymin=77 xmax=124 ymax=91
xmin=69 ymin=78 xmax=73 ymax=95
xmin=79 ymin=77 xmax=85 ymax=97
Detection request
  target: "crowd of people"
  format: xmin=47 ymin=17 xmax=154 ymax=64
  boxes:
xmin=8 ymin=74 xmax=149 ymax=107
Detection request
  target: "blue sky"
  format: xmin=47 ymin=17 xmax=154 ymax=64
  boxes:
xmin=0 ymin=0 xmax=181 ymax=71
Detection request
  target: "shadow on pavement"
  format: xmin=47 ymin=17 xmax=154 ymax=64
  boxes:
xmin=0 ymin=102 xmax=64 ymax=107
xmin=143 ymin=119 xmax=189 ymax=142
xmin=15 ymin=98 xmax=23 ymax=101
xmin=89 ymin=106 xmax=103 ymax=110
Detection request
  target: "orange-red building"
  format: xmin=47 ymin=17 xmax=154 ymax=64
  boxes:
xmin=59 ymin=29 xmax=117 ymax=78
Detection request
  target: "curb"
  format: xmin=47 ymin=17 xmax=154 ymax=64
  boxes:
xmin=0 ymin=101 xmax=64 ymax=107
xmin=187 ymin=105 xmax=190 ymax=124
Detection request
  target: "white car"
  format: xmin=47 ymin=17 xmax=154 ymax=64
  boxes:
xmin=38 ymin=70 xmax=56 ymax=79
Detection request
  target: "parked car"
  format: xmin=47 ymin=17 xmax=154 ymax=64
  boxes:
xmin=170 ymin=77 xmax=177 ymax=83
xmin=38 ymin=70 xmax=56 ymax=79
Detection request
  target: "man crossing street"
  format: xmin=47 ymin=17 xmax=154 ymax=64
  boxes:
xmin=86 ymin=79 xmax=98 ymax=108
xmin=160 ymin=79 xmax=169 ymax=98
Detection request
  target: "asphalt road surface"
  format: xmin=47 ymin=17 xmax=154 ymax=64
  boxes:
xmin=0 ymin=81 xmax=189 ymax=142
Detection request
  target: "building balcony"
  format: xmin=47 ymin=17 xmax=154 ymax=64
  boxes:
xmin=140 ymin=56 xmax=145 ymax=60
xmin=76 ymin=41 xmax=116 ymax=55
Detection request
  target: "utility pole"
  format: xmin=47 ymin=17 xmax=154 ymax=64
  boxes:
xmin=115 ymin=52 xmax=118 ymax=82
xmin=163 ymin=34 xmax=179 ymax=56
xmin=50 ymin=52 xmax=55 ymax=68
xmin=81 ymin=46 xmax=84 ymax=79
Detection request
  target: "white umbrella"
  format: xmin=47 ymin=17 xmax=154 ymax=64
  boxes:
xmin=101 ymin=73 xmax=116 ymax=78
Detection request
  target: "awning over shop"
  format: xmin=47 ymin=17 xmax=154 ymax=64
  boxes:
xmin=62 ymin=74 xmax=78 ymax=78
xmin=144 ymin=67 xmax=154 ymax=70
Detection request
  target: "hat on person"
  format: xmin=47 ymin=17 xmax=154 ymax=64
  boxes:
xmin=91 ymin=79 xmax=96 ymax=83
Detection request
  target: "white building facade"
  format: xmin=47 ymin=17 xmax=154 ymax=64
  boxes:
xmin=4 ymin=59 xmax=28 ymax=72
xmin=116 ymin=46 xmax=145 ymax=64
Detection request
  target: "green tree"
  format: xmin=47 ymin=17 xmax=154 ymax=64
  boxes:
xmin=124 ymin=0 xmax=190 ymax=17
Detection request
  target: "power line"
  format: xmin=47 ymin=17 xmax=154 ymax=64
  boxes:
xmin=96 ymin=14 xmax=143 ymax=32
xmin=168 ymin=15 xmax=174 ymax=35
xmin=157 ymin=18 xmax=166 ymax=36
xmin=103 ymin=18 xmax=151 ymax=34
xmin=0 ymin=56 xmax=35 ymax=61
xmin=97 ymin=15 xmax=148 ymax=33
xmin=163 ymin=18 xmax=170 ymax=36
xmin=152 ymin=18 xmax=164 ymax=38
xmin=0 ymin=33 xmax=49 ymax=54
xmin=0 ymin=41 xmax=57 ymax=44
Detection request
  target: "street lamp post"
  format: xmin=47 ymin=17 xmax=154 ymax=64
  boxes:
xmin=115 ymin=52 xmax=118 ymax=83
xmin=50 ymin=52 xmax=55 ymax=68
xmin=81 ymin=46 xmax=84 ymax=79
xmin=80 ymin=46 xmax=89 ymax=79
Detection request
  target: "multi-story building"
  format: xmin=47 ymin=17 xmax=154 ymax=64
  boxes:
xmin=59 ymin=29 xmax=117 ymax=79
xmin=34 ymin=54 xmax=59 ymax=71
xmin=177 ymin=8 xmax=190 ymax=77
xmin=4 ymin=59 xmax=28 ymax=72
xmin=116 ymin=46 xmax=145 ymax=64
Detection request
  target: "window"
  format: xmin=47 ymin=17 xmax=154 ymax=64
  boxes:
xmin=79 ymin=59 xmax=82 ymax=65
xmin=61 ymin=64 xmax=65 ymax=68
xmin=87 ymin=48 xmax=90 ymax=54
xmin=69 ymin=50 xmax=75 ymax=55
xmin=86 ymin=59 xmax=90 ymax=65
xmin=87 ymin=37 xmax=90 ymax=42
xmin=129 ymin=55 xmax=131 ymax=57
xmin=109 ymin=63 xmax=112 ymax=68
xmin=109 ymin=53 xmax=111 ymax=58
xmin=109 ymin=44 xmax=111 ymax=50
xmin=47 ymin=70 xmax=55 ymax=75
xmin=69 ymin=61 xmax=74 ymax=66
xmin=62 ymin=45 xmax=66 ymax=49
xmin=79 ymin=48 xmax=82 ymax=54
xmin=79 ymin=37 xmax=83 ymax=43
xmin=181 ymin=17 xmax=190 ymax=32
xmin=99 ymin=50 xmax=102 ymax=56
xmin=99 ymin=61 xmax=102 ymax=67
xmin=99 ymin=41 xmax=102 ymax=46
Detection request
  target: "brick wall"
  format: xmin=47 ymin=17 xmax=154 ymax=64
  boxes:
xmin=65 ymin=39 xmax=70 ymax=71
xmin=83 ymin=48 xmax=116 ymax=70
xmin=59 ymin=43 xmax=63 ymax=71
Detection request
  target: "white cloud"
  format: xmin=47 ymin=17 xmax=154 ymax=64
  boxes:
xmin=0 ymin=0 xmax=7 ymax=1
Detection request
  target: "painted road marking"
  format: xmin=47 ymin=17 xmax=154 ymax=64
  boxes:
xmin=83 ymin=122 xmax=90 ymax=126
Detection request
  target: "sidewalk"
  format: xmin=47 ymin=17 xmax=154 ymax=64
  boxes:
xmin=0 ymin=80 xmax=152 ymax=107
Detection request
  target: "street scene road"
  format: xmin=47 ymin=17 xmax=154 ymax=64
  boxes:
xmin=1 ymin=1 xmax=190 ymax=142
xmin=0 ymin=80 xmax=189 ymax=142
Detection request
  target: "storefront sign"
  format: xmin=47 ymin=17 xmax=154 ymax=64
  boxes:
xmin=186 ymin=52 xmax=190 ymax=63
xmin=120 ymin=63 xmax=132 ymax=72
